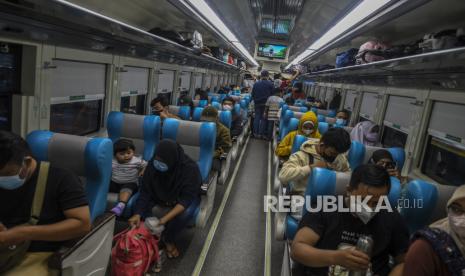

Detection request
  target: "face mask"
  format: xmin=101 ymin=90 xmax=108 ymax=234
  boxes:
xmin=336 ymin=118 xmax=347 ymax=126
xmin=153 ymin=160 xmax=168 ymax=172
xmin=0 ymin=167 xmax=26 ymax=190
xmin=222 ymin=105 xmax=233 ymax=111
xmin=449 ymin=213 xmax=465 ymax=239
xmin=350 ymin=198 xmax=376 ymax=224
xmin=302 ymin=129 xmax=314 ymax=136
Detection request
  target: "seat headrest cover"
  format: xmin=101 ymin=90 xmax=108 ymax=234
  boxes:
xmin=218 ymin=110 xmax=232 ymax=129
xmin=211 ymin=102 xmax=221 ymax=110
xmin=318 ymin=122 xmax=329 ymax=135
xmin=317 ymin=114 xmax=325 ymax=122
xmin=192 ymin=107 xmax=204 ymax=122
xmin=291 ymin=135 xmax=307 ymax=154
xmin=388 ymin=177 xmax=402 ymax=208
xmin=48 ymin=133 xmax=90 ymax=176
xmin=348 ymin=141 xmax=365 ymax=170
xmin=199 ymin=100 xmax=208 ymax=108
xmin=304 ymin=168 xmax=336 ymax=216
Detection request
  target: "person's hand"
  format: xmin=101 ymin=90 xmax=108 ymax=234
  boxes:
xmin=128 ymin=214 xmax=141 ymax=228
xmin=0 ymin=226 xmax=27 ymax=246
xmin=159 ymin=217 xmax=166 ymax=226
xmin=159 ymin=110 xmax=168 ymax=119
xmin=313 ymin=160 xmax=328 ymax=168
xmin=333 ymin=248 xmax=370 ymax=271
xmin=387 ymin=168 xmax=400 ymax=178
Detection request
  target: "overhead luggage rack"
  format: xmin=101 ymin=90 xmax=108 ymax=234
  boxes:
xmin=0 ymin=0 xmax=241 ymax=71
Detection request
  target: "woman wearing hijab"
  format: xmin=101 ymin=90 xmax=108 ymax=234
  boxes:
xmin=350 ymin=120 xmax=380 ymax=146
xmin=128 ymin=139 xmax=202 ymax=258
xmin=401 ymin=185 xmax=465 ymax=276
xmin=275 ymin=111 xmax=321 ymax=159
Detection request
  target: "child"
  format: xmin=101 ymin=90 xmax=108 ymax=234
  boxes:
xmin=264 ymin=87 xmax=284 ymax=140
xmin=110 ymin=139 xmax=147 ymax=216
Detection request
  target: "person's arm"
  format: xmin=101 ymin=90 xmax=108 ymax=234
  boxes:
xmin=159 ymin=204 xmax=185 ymax=225
xmin=218 ymin=126 xmax=232 ymax=153
xmin=133 ymin=172 xmax=156 ymax=217
xmin=275 ymin=132 xmax=294 ymax=157
xmin=402 ymin=239 xmax=438 ymax=276
xmin=278 ymin=152 xmax=312 ymax=183
xmin=291 ymin=217 xmax=369 ymax=270
xmin=0 ymin=206 xmax=91 ymax=246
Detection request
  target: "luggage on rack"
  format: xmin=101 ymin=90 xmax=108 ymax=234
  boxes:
xmin=335 ymin=48 xmax=359 ymax=68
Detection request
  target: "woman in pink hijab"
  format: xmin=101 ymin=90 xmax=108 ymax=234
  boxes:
xmin=350 ymin=121 xmax=380 ymax=146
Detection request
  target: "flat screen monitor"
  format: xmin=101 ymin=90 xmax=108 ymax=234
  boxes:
xmin=257 ymin=43 xmax=288 ymax=59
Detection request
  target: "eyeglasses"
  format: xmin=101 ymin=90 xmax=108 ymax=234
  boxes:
xmin=376 ymin=161 xmax=396 ymax=170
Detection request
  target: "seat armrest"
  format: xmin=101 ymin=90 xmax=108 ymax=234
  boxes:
xmin=48 ymin=213 xmax=116 ymax=269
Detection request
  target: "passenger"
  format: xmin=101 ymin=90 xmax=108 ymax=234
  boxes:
xmin=279 ymin=127 xmax=351 ymax=195
xmin=128 ymin=140 xmax=201 ymax=258
xmin=109 ymin=139 xmax=147 ymax=216
xmin=369 ymin=149 xmax=406 ymax=183
xmin=292 ymin=82 xmax=306 ymax=100
xmin=0 ymin=131 xmax=91 ymax=275
xmin=314 ymin=99 xmax=327 ymax=109
xmin=402 ymin=185 xmax=465 ymax=276
xmin=200 ymin=106 xmax=232 ymax=159
xmin=222 ymin=97 xmax=243 ymax=137
xmin=150 ymin=95 xmax=180 ymax=120
xmin=274 ymin=73 xmax=282 ymax=88
xmin=251 ymin=70 xmax=273 ymax=138
xmin=264 ymin=88 xmax=284 ymax=140
xmin=275 ymin=111 xmax=321 ymax=159
xmin=335 ymin=109 xmax=350 ymax=126
xmin=350 ymin=121 xmax=380 ymax=146
xmin=291 ymin=164 xmax=409 ymax=276
xmin=194 ymin=88 xmax=208 ymax=101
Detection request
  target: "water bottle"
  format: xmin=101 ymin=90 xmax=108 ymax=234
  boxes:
xmin=144 ymin=217 xmax=164 ymax=236
xmin=349 ymin=235 xmax=373 ymax=276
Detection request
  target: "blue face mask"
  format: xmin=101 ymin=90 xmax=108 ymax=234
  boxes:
xmin=153 ymin=160 xmax=168 ymax=172
xmin=0 ymin=168 xmax=26 ymax=190
xmin=336 ymin=118 xmax=347 ymax=126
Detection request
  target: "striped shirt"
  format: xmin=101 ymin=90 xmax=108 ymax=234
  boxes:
xmin=266 ymin=96 xmax=284 ymax=121
xmin=111 ymin=156 xmax=147 ymax=184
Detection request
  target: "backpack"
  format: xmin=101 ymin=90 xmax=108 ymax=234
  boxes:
xmin=111 ymin=225 xmax=159 ymax=276
xmin=412 ymin=227 xmax=465 ymax=276
xmin=335 ymin=48 xmax=359 ymax=68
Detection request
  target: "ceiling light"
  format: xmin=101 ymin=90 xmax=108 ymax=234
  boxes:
xmin=180 ymin=0 xmax=259 ymax=67
xmin=286 ymin=0 xmax=394 ymax=69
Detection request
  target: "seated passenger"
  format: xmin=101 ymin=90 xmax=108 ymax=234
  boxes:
xmin=110 ymin=139 xmax=147 ymax=216
xmin=222 ymin=97 xmax=243 ymax=137
xmin=369 ymin=149 xmax=406 ymax=184
xmin=150 ymin=95 xmax=180 ymax=120
xmin=275 ymin=111 xmax=321 ymax=159
xmin=292 ymin=82 xmax=306 ymax=100
xmin=291 ymin=164 xmax=409 ymax=276
xmin=350 ymin=121 xmax=380 ymax=146
xmin=128 ymin=140 xmax=201 ymax=258
xmin=335 ymin=109 xmax=350 ymax=126
xmin=0 ymin=131 xmax=91 ymax=275
xmin=402 ymin=185 xmax=465 ymax=276
xmin=201 ymin=106 xmax=232 ymax=159
xmin=279 ymin=127 xmax=351 ymax=195
xmin=264 ymin=88 xmax=284 ymax=140
xmin=194 ymin=88 xmax=208 ymax=101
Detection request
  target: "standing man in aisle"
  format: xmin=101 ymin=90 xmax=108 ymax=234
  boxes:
xmin=251 ymin=70 xmax=273 ymax=139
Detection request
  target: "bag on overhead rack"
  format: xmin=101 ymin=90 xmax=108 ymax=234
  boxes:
xmin=419 ymin=29 xmax=459 ymax=52
xmin=148 ymin=28 xmax=186 ymax=45
xmin=335 ymin=48 xmax=359 ymax=68
xmin=355 ymin=41 xmax=389 ymax=64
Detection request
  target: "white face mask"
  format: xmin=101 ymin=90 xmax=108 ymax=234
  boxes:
xmin=222 ymin=105 xmax=233 ymax=111
xmin=350 ymin=199 xmax=376 ymax=224
xmin=449 ymin=213 xmax=465 ymax=240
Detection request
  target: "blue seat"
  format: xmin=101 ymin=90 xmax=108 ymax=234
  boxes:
xmin=218 ymin=110 xmax=232 ymax=129
xmin=26 ymin=130 xmax=115 ymax=275
xmin=317 ymin=114 xmax=325 ymax=122
xmin=170 ymin=105 xmax=191 ymax=120
xmin=106 ymin=111 xmax=160 ymax=216
xmin=318 ymin=122 xmax=329 ymax=135
xmin=211 ymin=101 xmax=221 ymax=110
xmin=279 ymin=110 xmax=302 ymax=140
xmin=347 ymin=141 xmax=365 ymax=170
xmin=27 ymin=130 xmax=112 ymax=220
xmin=162 ymin=118 xmax=217 ymax=226
xmin=317 ymin=109 xmax=337 ymax=117
xmin=291 ymin=134 xmax=307 ymax=154
xmin=193 ymin=99 xmax=208 ymax=108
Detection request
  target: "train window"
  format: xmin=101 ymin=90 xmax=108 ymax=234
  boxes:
xmin=157 ymin=69 xmax=175 ymax=104
xmin=422 ymin=136 xmax=465 ymax=186
xmin=358 ymin=116 xmax=370 ymax=122
xmin=0 ymin=96 xmax=11 ymax=131
xmin=204 ymin=74 xmax=211 ymax=89
xmin=360 ymin=92 xmax=379 ymax=121
xmin=212 ymin=75 xmax=218 ymax=91
xmin=218 ymin=75 xmax=224 ymax=86
xmin=194 ymin=73 xmax=203 ymax=89
xmin=50 ymin=60 xmax=106 ymax=135
xmin=319 ymin=87 xmax=327 ymax=102
xmin=381 ymin=126 xmax=408 ymax=148
xmin=50 ymin=100 xmax=102 ymax=135
xmin=343 ymin=90 xmax=358 ymax=120
xmin=180 ymin=71 xmax=191 ymax=92
xmin=119 ymin=66 xmax=149 ymax=115
xmin=120 ymin=95 xmax=146 ymax=115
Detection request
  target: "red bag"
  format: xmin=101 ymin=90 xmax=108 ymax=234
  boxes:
xmin=111 ymin=224 xmax=159 ymax=276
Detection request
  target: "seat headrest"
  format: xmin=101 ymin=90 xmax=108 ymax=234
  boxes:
xmin=318 ymin=122 xmax=329 ymax=135
xmin=106 ymin=111 xmax=160 ymax=161
xmin=401 ymin=179 xmax=438 ymax=233
xmin=170 ymin=105 xmax=191 ymax=120
xmin=347 ymin=141 xmax=365 ymax=170
xmin=218 ymin=110 xmax=232 ymax=129
xmin=317 ymin=114 xmax=325 ymax=122
xmin=317 ymin=109 xmax=337 ymax=117
xmin=211 ymin=102 xmax=221 ymax=110
xmin=291 ymin=135 xmax=307 ymax=154
xmin=192 ymin=107 xmax=204 ymax=121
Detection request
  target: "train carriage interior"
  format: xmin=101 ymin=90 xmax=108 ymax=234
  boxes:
xmin=1 ymin=0 xmax=465 ymax=275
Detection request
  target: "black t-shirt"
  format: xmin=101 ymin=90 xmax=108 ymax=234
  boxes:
xmin=0 ymin=162 xmax=88 ymax=252
xmin=298 ymin=208 xmax=409 ymax=276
